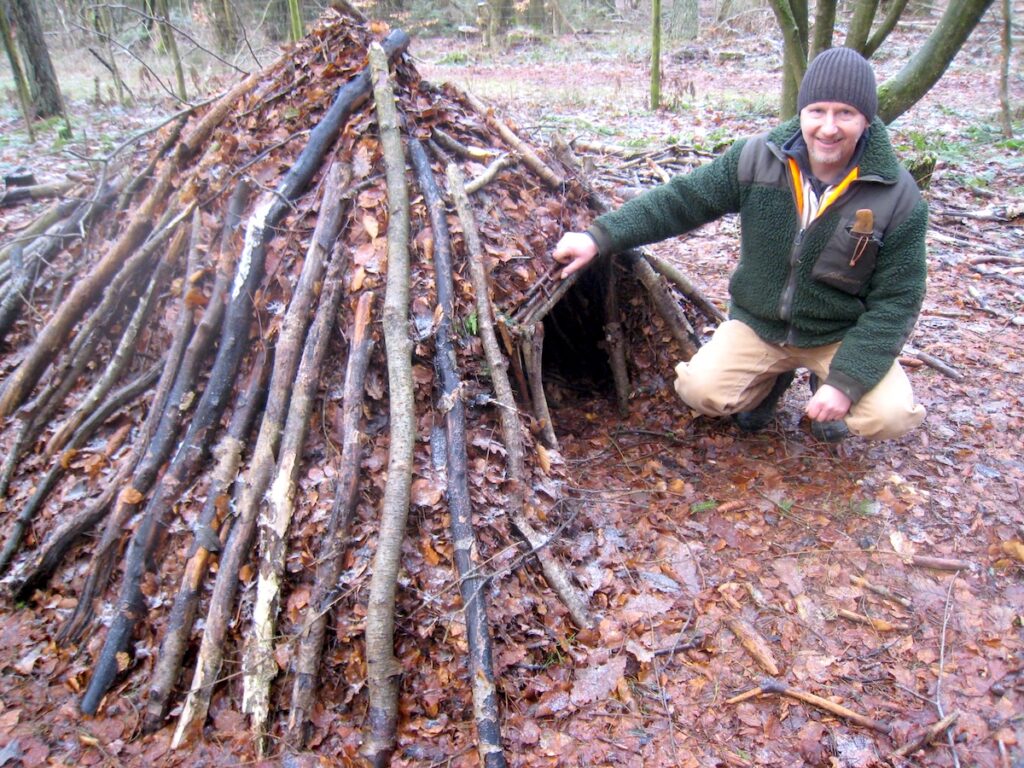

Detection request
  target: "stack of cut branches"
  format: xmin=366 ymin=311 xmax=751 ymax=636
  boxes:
xmin=0 ymin=10 xmax=719 ymax=764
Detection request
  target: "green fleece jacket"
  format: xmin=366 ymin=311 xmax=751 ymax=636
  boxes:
xmin=588 ymin=117 xmax=928 ymax=403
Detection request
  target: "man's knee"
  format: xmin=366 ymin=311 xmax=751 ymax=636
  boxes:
xmin=674 ymin=364 xmax=730 ymax=416
xmin=847 ymin=400 xmax=926 ymax=440
xmin=673 ymin=361 xmax=763 ymax=417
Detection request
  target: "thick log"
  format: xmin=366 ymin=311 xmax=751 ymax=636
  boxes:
xmin=287 ymin=291 xmax=375 ymax=745
xmin=243 ymin=244 xmax=348 ymax=752
xmin=362 ymin=41 xmax=416 ymax=768
xmin=0 ymin=197 xmax=80 ymax=272
xmin=448 ymin=162 xmax=592 ymax=630
xmin=410 ymin=139 xmax=506 ymax=767
xmin=724 ymin=616 xmax=781 ymax=676
xmin=0 ymin=179 xmax=74 ymax=207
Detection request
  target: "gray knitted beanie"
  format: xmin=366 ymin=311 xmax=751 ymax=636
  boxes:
xmin=797 ymin=47 xmax=877 ymax=123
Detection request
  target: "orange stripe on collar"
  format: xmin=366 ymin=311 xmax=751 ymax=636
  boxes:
xmin=787 ymin=158 xmax=804 ymax=218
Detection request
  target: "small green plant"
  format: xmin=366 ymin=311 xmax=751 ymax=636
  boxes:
xmin=848 ymin=498 xmax=880 ymax=517
xmin=461 ymin=311 xmax=478 ymax=336
xmin=436 ymin=50 xmax=471 ymax=66
xmin=689 ymin=499 xmax=717 ymax=514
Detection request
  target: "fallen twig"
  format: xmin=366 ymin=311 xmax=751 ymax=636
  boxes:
xmin=724 ymin=616 xmax=781 ymax=676
xmin=837 ymin=608 xmax=907 ymax=632
xmin=889 ymin=711 xmax=960 ymax=761
xmin=850 ymin=574 xmax=913 ymax=610
xmin=727 ymin=679 xmax=891 ymax=734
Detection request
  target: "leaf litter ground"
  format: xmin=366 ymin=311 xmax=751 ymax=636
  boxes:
xmin=0 ymin=16 xmax=1022 ymax=768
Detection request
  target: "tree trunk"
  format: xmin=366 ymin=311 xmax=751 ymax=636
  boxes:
xmin=999 ymin=0 xmax=1013 ymax=137
xmin=809 ymin=0 xmax=836 ymax=59
xmin=0 ymin=2 xmax=35 ymax=140
xmin=862 ymin=0 xmax=910 ymax=58
xmin=845 ymin=0 xmax=880 ymax=53
xmin=154 ymin=0 xmax=187 ymax=101
xmin=287 ymin=0 xmax=303 ymax=42
xmin=651 ymin=0 xmax=662 ymax=109
xmin=265 ymin=0 xmax=289 ymax=41
xmin=767 ymin=0 xmax=808 ymax=118
xmin=670 ymin=0 xmax=699 ymax=41
xmin=6 ymin=0 xmax=67 ymax=120
xmin=208 ymin=0 xmax=237 ymax=52
xmin=877 ymin=0 xmax=996 ymax=123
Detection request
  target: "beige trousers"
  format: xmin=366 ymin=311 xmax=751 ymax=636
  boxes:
xmin=673 ymin=320 xmax=926 ymax=440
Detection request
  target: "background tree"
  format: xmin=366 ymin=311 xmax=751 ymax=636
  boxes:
xmin=4 ymin=0 xmax=68 ymax=120
xmin=208 ymin=0 xmax=238 ymax=53
xmin=766 ymin=0 xmax=997 ymax=122
xmin=651 ymin=0 xmax=662 ymax=108
xmin=288 ymin=0 xmax=303 ymax=41
xmin=998 ymin=0 xmax=1012 ymax=137
xmin=0 ymin=1 xmax=34 ymax=139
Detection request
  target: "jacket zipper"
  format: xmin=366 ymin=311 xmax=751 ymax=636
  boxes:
xmin=778 ymin=227 xmax=804 ymax=344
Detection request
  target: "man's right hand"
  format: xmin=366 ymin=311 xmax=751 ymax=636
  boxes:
xmin=552 ymin=232 xmax=598 ymax=279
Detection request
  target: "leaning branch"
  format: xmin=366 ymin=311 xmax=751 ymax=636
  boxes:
xmin=411 ymin=138 xmax=506 ymax=767
xmin=362 ymin=41 xmax=417 ymax=768
xmin=243 ymin=243 xmax=348 ymax=753
xmin=287 ymin=291 xmax=375 ymax=746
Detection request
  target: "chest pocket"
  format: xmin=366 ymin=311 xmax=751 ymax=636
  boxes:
xmin=811 ymin=211 xmax=881 ymax=295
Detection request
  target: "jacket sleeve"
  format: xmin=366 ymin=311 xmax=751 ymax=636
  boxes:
xmin=824 ymin=198 xmax=928 ymax=402
xmin=587 ymin=139 xmax=748 ymax=256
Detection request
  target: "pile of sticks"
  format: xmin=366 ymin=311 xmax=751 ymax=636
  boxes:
xmin=0 ymin=11 xmax=719 ymax=765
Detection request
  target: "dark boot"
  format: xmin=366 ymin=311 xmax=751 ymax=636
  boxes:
xmin=732 ymin=371 xmax=795 ymax=432
xmin=807 ymin=373 xmax=850 ymax=443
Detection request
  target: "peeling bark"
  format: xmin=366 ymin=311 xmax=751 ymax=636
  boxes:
xmin=243 ymin=244 xmax=348 ymax=753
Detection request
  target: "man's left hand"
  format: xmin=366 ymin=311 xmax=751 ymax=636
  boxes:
xmin=806 ymin=384 xmax=852 ymax=422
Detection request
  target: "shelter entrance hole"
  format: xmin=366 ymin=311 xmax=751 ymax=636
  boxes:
xmin=538 ymin=263 xmax=617 ymax=401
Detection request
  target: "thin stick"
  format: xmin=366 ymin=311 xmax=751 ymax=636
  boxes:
xmin=759 ymin=679 xmax=891 ymax=734
xmin=603 ymin=257 xmax=631 ymax=415
xmin=244 ymin=242 xmax=348 ymax=754
xmin=287 ymin=291 xmax=375 ymax=746
xmin=935 ymin=574 xmax=961 ymax=768
xmin=410 ymin=138 xmax=507 ymax=768
xmin=522 ymin=322 xmax=558 ymax=449
xmin=850 ymin=574 xmax=913 ymax=610
xmin=453 ymin=85 xmax=564 ymax=189
xmin=890 ymin=711 xmax=960 ymax=760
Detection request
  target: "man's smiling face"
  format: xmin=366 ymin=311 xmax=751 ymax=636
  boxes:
xmin=799 ymin=101 xmax=868 ymax=182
